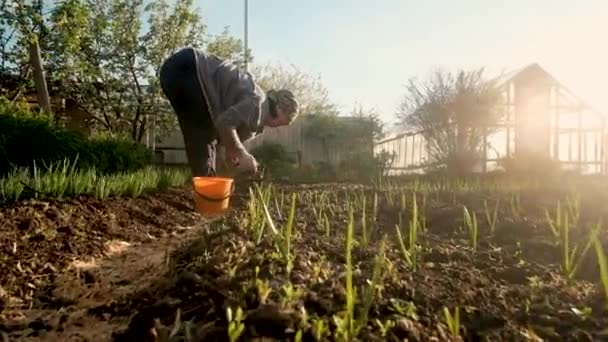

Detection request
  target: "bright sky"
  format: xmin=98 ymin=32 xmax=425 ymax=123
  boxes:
xmin=198 ymin=0 xmax=608 ymax=126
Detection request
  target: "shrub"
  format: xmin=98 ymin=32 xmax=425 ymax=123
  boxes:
xmin=85 ymin=133 xmax=153 ymax=174
xmin=0 ymin=98 xmax=152 ymax=177
xmin=250 ymin=143 xmax=297 ymax=179
xmin=338 ymin=150 xmax=396 ymax=183
xmin=498 ymin=153 xmax=562 ymax=177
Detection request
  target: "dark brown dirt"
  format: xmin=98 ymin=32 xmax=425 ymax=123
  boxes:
xmin=0 ymin=188 xmax=202 ymax=320
xmin=3 ymin=181 xmax=608 ymax=341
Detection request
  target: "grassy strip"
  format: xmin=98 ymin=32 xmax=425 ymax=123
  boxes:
xmin=0 ymin=159 xmax=189 ymax=204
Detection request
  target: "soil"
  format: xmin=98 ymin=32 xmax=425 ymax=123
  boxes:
xmin=2 ymin=180 xmax=608 ymax=341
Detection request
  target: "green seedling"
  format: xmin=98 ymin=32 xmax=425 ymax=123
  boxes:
xmin=463 ymin=206 xmax=478 ymax=252
xmin=226 ymin=306 xmax=245 ymax=342
xmin=388 ymin=299 xmax=418 ymax=320
xmin=566 ymin=195 xmax=580 ymax=226
xmin=324 ymin=213 xmax=331 ymax=238
xmin=333 ymin=206 xmax=357 ymax=341
xmin=247 ymin=187 xmax=266 ymax=244
xmin=361 ymin=195 xmax=368 ymax=248
xmin=375 ymin=319 xmax=395 ymax=337
xmin=396 ymin=193 xmax=420 ymax=270
xmin=550 ymin=209 xmax=599 ymax=281
xmin=545 ymin=201 xmax=565 ymax=239
xmin=312 ymin=318 xmax=327 ymax=341
xmin=281 ymin=283 xmax=302 ymax=308
xmin=283 ymin=193 xmax=297 ymax=274
xmin=592 ymin=232 xmax=608 ymax=308
xmin=509 ymin=192 xmax=522 ymax=217
xmin=443 ymin=306 xmax=460 ymax=338
xmin=255 ymin=278 xmax=272 ymax=304
xmin=483 ymin=199 xmax=499 ymax=234
xmin=356 ymin=234 xmax=388 ymax=332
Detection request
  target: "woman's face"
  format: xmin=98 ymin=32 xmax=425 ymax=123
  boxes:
xmin=266 ymin=106 xmax=291 ymax=127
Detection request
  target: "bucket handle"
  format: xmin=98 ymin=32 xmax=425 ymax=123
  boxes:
xmin=193 ymin=181 xmax=236 ymax=202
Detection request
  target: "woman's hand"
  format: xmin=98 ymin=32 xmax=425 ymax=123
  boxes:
xmin=225 ymin=147 xmax=259 ymax=174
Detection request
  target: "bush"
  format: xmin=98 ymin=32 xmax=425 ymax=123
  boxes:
xmin=250 ymin=143 xmax=297 ymax=179
xmin=338 ymin=150 xmax=395 ymax=183
xmin=85 ymin=133 xmax=153 ymax=174
xmin=498 ymin=153 xmax=562 ymax=177
xmin=0 ymin=98 xmax=152 ymax=177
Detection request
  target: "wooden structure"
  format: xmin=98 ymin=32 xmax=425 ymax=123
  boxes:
xmin=155 ymin=115 xmax=371 ymax=166
xmin=375 ymin=63 xmax=606 ymax=174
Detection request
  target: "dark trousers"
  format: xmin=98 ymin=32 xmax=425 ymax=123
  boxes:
xmin=159 ymin=48 xmax=216 ymax=177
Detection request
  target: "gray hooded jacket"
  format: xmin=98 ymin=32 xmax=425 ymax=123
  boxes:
xmin=192 ymin=48 xmax=266 ymax=143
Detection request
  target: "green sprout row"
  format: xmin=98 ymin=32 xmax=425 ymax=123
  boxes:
xmin=0 ymin=158 xmax=188 ymax=203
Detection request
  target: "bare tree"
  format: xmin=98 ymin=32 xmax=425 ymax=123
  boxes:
xmin=396 ymin=67 xmax=502 ymax=175
xmin=251 ymin=62 xmax=339 ymax=116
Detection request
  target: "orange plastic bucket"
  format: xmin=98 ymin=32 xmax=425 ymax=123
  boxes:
xmin=192 ymin=177 xmax=235 ymax=216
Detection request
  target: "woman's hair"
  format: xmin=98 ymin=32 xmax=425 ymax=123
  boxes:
xmin=267 ymin=89 xmax=299 ymax=123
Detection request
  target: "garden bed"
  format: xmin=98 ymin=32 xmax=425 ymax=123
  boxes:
xmin=3 ymin=179 xmax=608 ymax=341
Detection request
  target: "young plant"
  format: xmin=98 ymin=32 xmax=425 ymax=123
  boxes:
xmin=463 ymin=206 xmax=478 ymax=252
xmin=283 ymin=193 xmax=297 ymax=274
xmin=355 ymin=234 xmax=388 ymax=333
xmin=360 ymin=195 xmax=368 ymax=248
xmin=226 ymin=306 xmax=245 ymax=342
xmin=333 ymin=207 xmax=356 ymax=341
xmin=483 ymin=199 xmax=499 ymax=234
xmin=396 ymin=193 xmax=419 ymax=270
xmin=592 ymin=232 xmax=608 ymax=309
xmin=312 ymin=318 xmax=327 ymax=341
xmin=247 ymin=187 xmax=266 ymax=244
xmin=566 ymin=195 xmax=580 ymax=226
xmin=443 ymin=306 xmax=460 ymax=338
xmin=281 ymin=283 xmax=303 ymax=308
xmin=510 ymin=192 xmax=522 ymax=218
xmin=323 ymin=213 xmax=330 ymax=238
xmin=548 ymin=207 xmax=598 ymax=281
xmin=258 ymin=189 xmax=297 ymax=274
xmin=375 ymin=319 xmax=395 ymax=337
xmin=545 ymin=201 xmax=564 ymax=240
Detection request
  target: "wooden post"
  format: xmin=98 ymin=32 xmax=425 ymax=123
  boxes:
xmin=482 ymin=125 xmax=488 ymax=173
xmin=28 ymin=37 xmax=52 ymax=115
